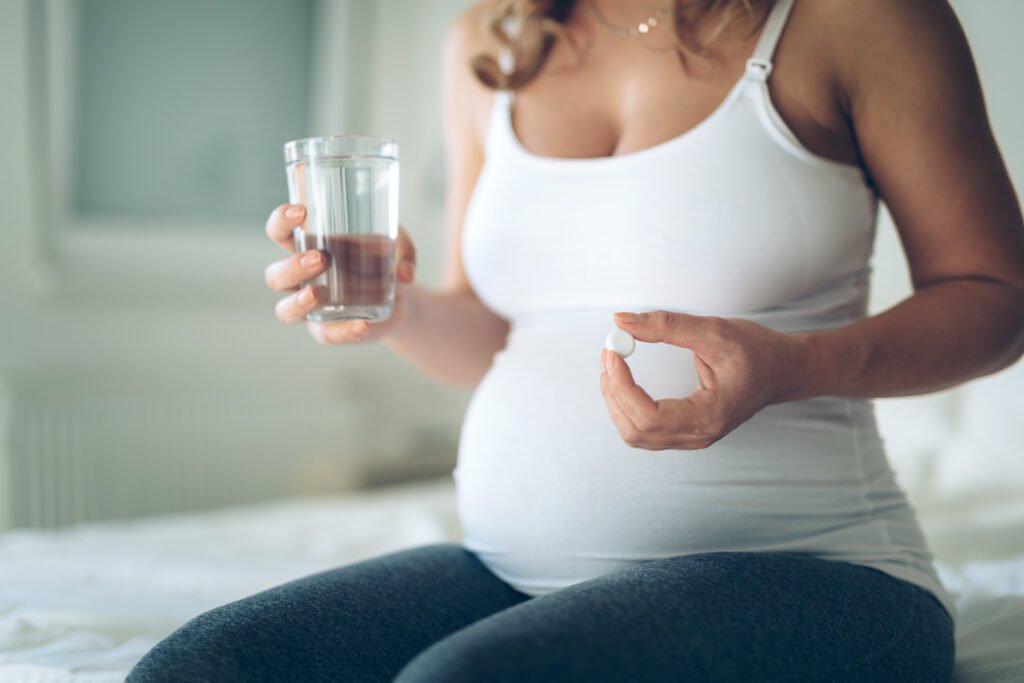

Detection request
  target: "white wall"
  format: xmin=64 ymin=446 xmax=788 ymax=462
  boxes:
xmin=0 ymin=0 xmax=40 ymax=528
xmin=0 ymin=0 xmax=43 ymax=340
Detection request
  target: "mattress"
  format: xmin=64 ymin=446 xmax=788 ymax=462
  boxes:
xmin=1 ymin=475 xmax=1022 ymax=682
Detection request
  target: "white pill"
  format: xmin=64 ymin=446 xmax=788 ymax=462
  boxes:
xmin=605 ymin=328 xmax=636 ymax=358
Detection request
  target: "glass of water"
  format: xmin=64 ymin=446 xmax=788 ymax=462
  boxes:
xmin=283 ymin=136 xmax=400 ymax=322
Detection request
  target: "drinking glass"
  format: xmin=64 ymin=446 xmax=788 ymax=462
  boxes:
xmin=284 ymin=136 xmax=399 ymax=321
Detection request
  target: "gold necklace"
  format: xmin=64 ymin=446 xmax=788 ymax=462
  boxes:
xmin=585 ymin=0 xmax=671 ymax=38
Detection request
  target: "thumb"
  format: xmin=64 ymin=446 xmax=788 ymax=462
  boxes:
xmin=613 ymin=310 xmax=710 ymax=349
xmin=396 ymin=226 xmax=417 ymax=283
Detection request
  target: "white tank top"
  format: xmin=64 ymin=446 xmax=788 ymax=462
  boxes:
xmin=456 ymin=0 xmax=956 ymax=623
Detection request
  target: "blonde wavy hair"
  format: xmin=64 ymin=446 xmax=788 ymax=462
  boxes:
xmin=472 ymin=0 xmax=773 ymax=90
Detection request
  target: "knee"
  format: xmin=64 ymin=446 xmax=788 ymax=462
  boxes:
xmin=387 ymin=542 xmax=473 ymax=567
xmin=126 ymin=604 xmax=271 ymax=682
xmin=343 ymin=542 xmax=476 ymax=583
xmin=394 ymin=629 xmax=554 ymax=683
xmin=393 ymin=641 xmax=499 ymax=683
xmin=127 ymin=637 xmax=212 ymax=682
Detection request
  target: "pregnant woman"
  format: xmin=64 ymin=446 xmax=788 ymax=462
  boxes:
xmin=130 ymin=0 xmax=1024 ymax=680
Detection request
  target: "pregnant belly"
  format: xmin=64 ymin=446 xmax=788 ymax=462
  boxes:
xmin=454 ymin=311 xmax=901 ymax=593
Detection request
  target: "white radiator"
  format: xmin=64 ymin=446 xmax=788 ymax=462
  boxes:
xmin=6 ymin=390 xmax=368 ymax=528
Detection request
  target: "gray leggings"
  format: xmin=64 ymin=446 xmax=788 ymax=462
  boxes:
xmin=127 ymin=544 xmax=954 ymax=682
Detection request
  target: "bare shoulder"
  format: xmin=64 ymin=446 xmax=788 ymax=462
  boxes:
xmin=801 ymin=0 xmax=972 ymax=106
xmin=803 ymin=0 xmax=965 ymax=49
xmin=806 ymin=0 xmax=961 ymax=35
xmin=805 ymin=0 xmax=1024 ymax=292
xmin=442 ymin=1 xmax=501 ymax=141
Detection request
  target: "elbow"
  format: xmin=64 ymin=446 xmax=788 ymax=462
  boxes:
xmin=994 ymin=284 xmax=1024 ymax=371
xmin=1012 ymin=278 xmax=1024 ymax=357
xmin=1011 ymin=303 xmax=1024 ymax=366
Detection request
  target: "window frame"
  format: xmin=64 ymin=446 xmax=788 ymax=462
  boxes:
xmin=33 ymin=0 xmax=376 ymax=307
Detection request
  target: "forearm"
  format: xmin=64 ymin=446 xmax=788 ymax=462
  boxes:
xmin=384 ymin=283 xmax=509 ymax=388
xmin=794 ymin=278 xmax=1024 ymax=400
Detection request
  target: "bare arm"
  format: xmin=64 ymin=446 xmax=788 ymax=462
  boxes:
xmin=265 ymin=4 xmax=508 ymax=388
xmin=599 ymin=0 xmax=1024 ymax=450
xmin=382 ymin=4 xmax=509 ymax=388
xmin=798 ymin=0 xmax=1024 ymax=398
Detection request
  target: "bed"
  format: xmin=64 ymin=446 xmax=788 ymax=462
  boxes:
xmin=2 ymin=466 xmax=1023 ymax=683
xmin=0 ymin=479 xmax=460 ymax=682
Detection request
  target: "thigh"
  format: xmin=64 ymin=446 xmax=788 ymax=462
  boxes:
xmin=127 ymin=543 xmax=531 ymax=683
xmin=395 ymin=551 xmax=955 ymax=683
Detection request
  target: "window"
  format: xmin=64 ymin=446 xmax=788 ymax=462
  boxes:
xmin=30 ymin=0 xmax=372 ymax=299
xmin=71 ymin=0 xmax=314 ymax=228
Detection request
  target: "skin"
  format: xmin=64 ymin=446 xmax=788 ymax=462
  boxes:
xmin=265 ymin=0 xmax=1024 ymax=450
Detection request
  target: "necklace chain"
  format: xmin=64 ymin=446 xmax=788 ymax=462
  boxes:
xmin=585 ymin=0 xmax=671 ymax=38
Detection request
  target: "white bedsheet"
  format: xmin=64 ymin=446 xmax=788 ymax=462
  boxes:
xmin=1 ymin=476 xmax=1022 ymax=683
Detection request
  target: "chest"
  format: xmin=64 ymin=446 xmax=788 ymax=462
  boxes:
xmin=500 ymin=3 xmax=858 ymax=168
xmin=463 ymin=98 xmax=876 ymax=320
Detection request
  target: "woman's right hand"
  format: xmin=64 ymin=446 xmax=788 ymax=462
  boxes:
xmin=263 ymin=203 xmax=417 ymax=345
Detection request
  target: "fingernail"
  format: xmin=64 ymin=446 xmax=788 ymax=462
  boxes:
xmin=604 ymin=351 xmax=616 ymax=375
xmin=300 ymin=251 xmax=322 ymax=268
xmin=286 ymin=206 xmax=305 ymax=219
xmin=297 ymin=287 xmax=314 ymax=305
xmin=615 ymin=312 xmax=639 ymax=324
xmin=399 ymin=262 xmax=415 ymax=280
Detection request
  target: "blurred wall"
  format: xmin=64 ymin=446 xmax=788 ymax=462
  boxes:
xmin=0 ymin=0 xmax=1021 ymax=528
xmin=0 ymin=0 xmax=475 ymax=528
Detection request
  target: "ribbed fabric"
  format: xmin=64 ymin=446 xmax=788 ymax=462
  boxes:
xmin=457 ymin=0 xmax=956 ymax=625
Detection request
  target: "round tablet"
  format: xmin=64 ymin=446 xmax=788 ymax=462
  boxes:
xmin=605 ymin=328 xmax=636 ymax=358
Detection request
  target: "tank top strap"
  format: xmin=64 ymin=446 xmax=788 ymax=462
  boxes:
xmin=485 ymin=89 xmax=516 ymax=156
xmin=745 ymin=0 xmax=796 ymax=81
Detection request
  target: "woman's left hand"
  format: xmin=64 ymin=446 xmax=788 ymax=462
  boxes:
xmin=599 ymin=311 xmax=811 ymax=451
